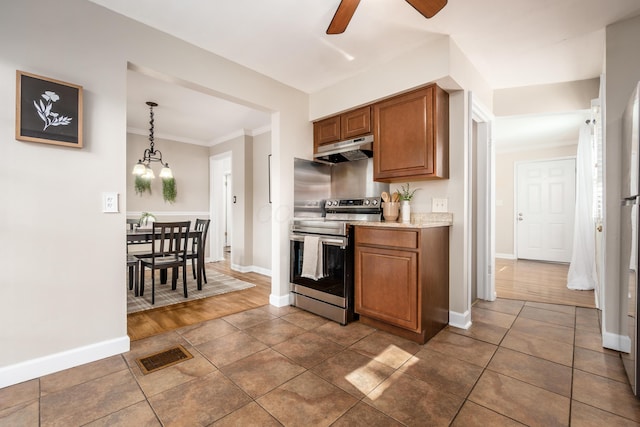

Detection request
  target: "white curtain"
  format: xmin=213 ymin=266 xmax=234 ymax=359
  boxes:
xmin=567 ymin=123 xmax=598 ymax=290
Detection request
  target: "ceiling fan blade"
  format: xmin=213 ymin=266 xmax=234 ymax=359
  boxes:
xmin=327 ymin=0 xmax=361 ymax=35
xmin=405 ymin=0 xmax=448 ymax=19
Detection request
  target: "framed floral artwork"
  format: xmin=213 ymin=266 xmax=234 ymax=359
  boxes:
xmin=15 ymin=70 xmax=83 ymax=148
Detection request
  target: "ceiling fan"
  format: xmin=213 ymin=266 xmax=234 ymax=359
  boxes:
xmin=327 ymin=0 xmax=448 ymax=34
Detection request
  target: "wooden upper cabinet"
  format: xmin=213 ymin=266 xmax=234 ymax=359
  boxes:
xmin=373 ymin=84 xmax=449 ymax=182
xmin=341 ymin=106 xmax=371 ymax=139
xmin=313 ymin=106 xmax=372 ymax=152
xmin=314 ymin=115 xmax=341 ymax=148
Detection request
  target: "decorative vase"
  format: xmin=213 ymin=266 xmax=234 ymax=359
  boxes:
xmin=401 ymin=200 xmax=411 ymax=223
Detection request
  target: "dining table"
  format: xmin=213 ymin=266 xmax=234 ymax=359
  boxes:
xmin=126 ymin=227 xmax=204 ymax=290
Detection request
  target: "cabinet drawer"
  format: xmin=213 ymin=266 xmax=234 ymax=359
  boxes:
xmin=356 ymin=227 xmax=419 ymax=249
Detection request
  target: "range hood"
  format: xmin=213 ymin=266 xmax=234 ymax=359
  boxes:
xmin=313 ymin=134 xmax=373 ymax=163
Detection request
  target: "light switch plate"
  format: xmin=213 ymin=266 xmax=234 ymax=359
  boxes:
xmin=103 ymin=192 xmax=119 ymax=213
xmin=432 ymin=198 xmax=448 ymax=213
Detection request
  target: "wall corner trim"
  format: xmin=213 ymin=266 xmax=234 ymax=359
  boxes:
xmin=0 ymin=336 xmax=130 ymax=389
xmin=602 ymin=330 xmax=631 ymax=353
xmin=449 ymin=310 xmax=472 ymax=329
xmin=270 ymin=293 xmax=292 ymax=308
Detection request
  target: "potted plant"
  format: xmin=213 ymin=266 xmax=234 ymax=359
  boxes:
xmin=139 ymin=212 xmax=156 ymax=228
xmin=396 ymin=183 xmax=419 ymax=223
xmin=398 ymin=182 xmax=419 ymax=201
xmin=162 ymin=177 xmax=177 ymax=204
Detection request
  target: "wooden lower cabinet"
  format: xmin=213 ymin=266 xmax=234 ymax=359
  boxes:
xmin=354 ymin=225 xmax=449 ymax=344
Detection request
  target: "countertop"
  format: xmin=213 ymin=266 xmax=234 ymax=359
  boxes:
xmin=351 ymin=212 xmax=453 ymax=229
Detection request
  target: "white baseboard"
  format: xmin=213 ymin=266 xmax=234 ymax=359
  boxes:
xmin=449 ymin=309 xmax=472 ymax=330
xmin=230 ymin=263 xmax=271 ymax=277
xmin=602 ymin=330 xmax=631 ymax=353
xmin=495 ymin=253 xmax=516 ymax=260
xmin=250 ymin=266 xmax=272 ymax=277
xmin=231 ymin=263 xmax=252 ymax=273
xmin=270 ymin=292 xmax=292 ymax=307
xmin=0 ymin=336 xmax=130 ymax=389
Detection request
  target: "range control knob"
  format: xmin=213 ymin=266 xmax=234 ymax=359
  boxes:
xmin=371 ymin=199 xmax=379 ymax=206
xmin=364 ymin=199 xmax=370 ymax=206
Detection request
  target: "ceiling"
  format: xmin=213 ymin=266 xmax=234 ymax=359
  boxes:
xmin=91 ymin=0 xmax=640 ymax=147
xmin=127 ymin=70 xmax=271 ymax=145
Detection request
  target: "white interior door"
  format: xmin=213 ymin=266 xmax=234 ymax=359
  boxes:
xmin=516 ymin=158 xmax=576 ymax=263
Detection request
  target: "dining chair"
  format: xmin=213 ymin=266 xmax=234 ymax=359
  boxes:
xmin=126 ymin=218 xmax=139 ymax=231
xmin=136 ymin=221 xmax=191 ymax=305
xmin=186 ymin=219 xmax=211 ymax=284
xmin=127 ymin=254 xmax=139 ymax=296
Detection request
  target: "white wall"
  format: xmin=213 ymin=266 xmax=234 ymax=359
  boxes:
xmin=210 ymin=135 xmax=253 ymax=269
xmin=603 ymin=14 xmax=640 ymax=350
xmin=252 ymin=131 xmax=272 ymax=274
xmin=0 ymin=0 xmax=309 ymax=387
xmin=310 ymin=37 xmax=493 ymax=120
xmin=494 ymin=79 xmax=600 ymax=116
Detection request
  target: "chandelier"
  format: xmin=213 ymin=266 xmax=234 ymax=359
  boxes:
xmin=131 ymin=101 xmax=173 ymax=180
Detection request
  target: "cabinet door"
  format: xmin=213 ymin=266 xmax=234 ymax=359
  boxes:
xmin=373 ymin=85 xmax=448 ymax=182
xmin=341 ymin=106 xmax=371 ymax=139
xmin=314 ymin=115 xmax=341 ymax=149
xmin=355 ymin=245 xmax=419 ymax=331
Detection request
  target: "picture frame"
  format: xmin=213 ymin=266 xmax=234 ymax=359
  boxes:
xmin=15 ymin=70 xmax=83 ymax=148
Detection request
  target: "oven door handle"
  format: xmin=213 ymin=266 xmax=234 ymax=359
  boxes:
xmin=289 ymin=234 xmax=347 ymax=249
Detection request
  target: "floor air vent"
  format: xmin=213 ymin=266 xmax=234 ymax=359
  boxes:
xmin=136 ymin=345 xmax=193 ymax=374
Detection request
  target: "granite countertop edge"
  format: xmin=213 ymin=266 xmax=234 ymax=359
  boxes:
xmin=351 ymin=221 xmax=451 ymax=229
xmin=350 ymin=212 xmax=453 ymax=229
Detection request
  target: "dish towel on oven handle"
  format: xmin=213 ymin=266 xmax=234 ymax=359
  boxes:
xmin=301 ymin=235 xmax=324 ymax=280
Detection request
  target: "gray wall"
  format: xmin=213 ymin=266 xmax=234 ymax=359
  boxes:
xmin=0 ymin=0 xmax=310 ymax=387
xmin=126 ymin=133 xmax=210 ymax=213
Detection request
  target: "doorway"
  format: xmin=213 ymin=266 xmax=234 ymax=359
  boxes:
xmin=469 ymin=93 xmax=496 ymax=305
xmin=210 ymin=152 xmax=232 ymax=263
xmin=516 ymin=157 xmax=576 ymax=263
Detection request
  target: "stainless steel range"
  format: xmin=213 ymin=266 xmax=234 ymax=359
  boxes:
xmin=289 ymin=197 xmax=382 ymax=325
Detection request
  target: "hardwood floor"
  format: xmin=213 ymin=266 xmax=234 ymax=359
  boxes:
xmin=129 ymin=256 xmax=597 ymax=341
xmin=494 ymin=258 xmax=596 ymax=308
xmin=127 ymin=258 xmax=271 ymax=341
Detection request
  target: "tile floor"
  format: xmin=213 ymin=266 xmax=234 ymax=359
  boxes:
xmin=2 ymin=299 xmax=640 ymax=426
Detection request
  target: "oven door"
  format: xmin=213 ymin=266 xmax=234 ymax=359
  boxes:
xmin=289 ymin=233 xmax=350 ymax=307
